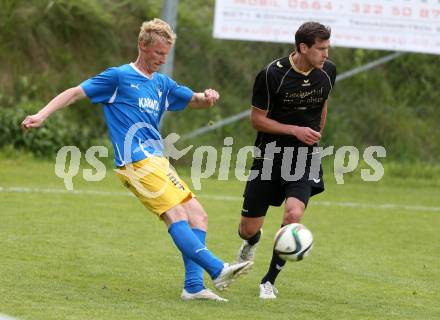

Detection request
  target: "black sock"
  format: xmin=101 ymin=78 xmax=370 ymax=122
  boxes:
xmin=261 ymin=224 xmax=287 ymax=284
xmin=248 ymin=229 xmax=261 ymax=245
xmin=238 ymin=229 xmax=261 ymax=246
xmin=260 ymin=250 xmax=286 ymax=285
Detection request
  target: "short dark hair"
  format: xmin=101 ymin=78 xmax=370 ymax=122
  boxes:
xmin=295 ymin=22 xmax=331 ymax=53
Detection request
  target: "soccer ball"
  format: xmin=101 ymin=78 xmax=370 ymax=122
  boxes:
xmin=274 ymin=223 xmax=314 ymax=261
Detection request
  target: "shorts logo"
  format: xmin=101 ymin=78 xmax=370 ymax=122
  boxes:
xmin=312 ymin=178 xmax=321 ymax=183
xmin=167 ymin=172 xmax=185 ymax=190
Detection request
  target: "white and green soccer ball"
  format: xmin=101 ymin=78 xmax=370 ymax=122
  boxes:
xmin=274 ymin=223 xmax=314 ymax=261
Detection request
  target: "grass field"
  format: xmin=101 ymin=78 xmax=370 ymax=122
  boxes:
xmin=1 ymin=155 xmax=439 ymax=320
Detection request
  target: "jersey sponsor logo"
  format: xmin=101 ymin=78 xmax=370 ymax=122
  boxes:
xmin=130 ymin=83 xmax=140 ymax=90
xmin=138 ymin=97 xmax=160 ymax=112
xmin=283 ymin=87 xmax=325 ymax=107
xmin=286 ymin=87 xmax=323 ymax=99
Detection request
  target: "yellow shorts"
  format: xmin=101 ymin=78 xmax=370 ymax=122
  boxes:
xmin=116 ymin=156 xmax=194 ymax=216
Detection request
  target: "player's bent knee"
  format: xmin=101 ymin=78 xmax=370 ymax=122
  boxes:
xmin=283 ymin=208 xmax=304 ymax=224
xmin=182 ymin=198 xmax=208 ymax=228
xmin=162 ymin=205 xmax=189 ymax=225
xmin=185 ymin=205 xmax=208 ymax=229
xmin=194 ymin=210 xmax=208 ymax=226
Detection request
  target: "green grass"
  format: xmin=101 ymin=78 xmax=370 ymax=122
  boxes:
xmin=1 ymin=155 xmax=440 ymax=320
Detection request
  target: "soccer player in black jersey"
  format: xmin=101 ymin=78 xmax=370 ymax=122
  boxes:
xmin=236 ymin=21 xmax=337 ymax=299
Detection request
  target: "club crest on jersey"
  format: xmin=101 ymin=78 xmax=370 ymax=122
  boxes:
xmin=302 ymin=79 xmax=311 ymax=87
xmin=138 ymin=97 xmax=160 ymax=113
xmin=157 ymin=86 xmax=163 ymax=98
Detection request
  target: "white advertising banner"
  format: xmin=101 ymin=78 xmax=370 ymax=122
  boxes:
xmin=213 ymin=0 xmax=440 ymax=55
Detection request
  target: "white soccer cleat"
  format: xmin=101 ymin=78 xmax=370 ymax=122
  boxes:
xmin=213 ymin=261 xmax=254 ymax=291
xmin=181 ymin=288 xmax=228 ymax=302
xmin=259 ymin=281 xmax=278 ymax=299
xmin=237 ymin=240 xmax=259 ymax=262
xmin=237 ymin=229 xmax=262 ymax=262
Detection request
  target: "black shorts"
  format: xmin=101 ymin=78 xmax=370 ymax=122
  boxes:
xmin=241 ymin=156 xmax=324 ymax=218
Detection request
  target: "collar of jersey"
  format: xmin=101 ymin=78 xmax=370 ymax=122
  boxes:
xmin=289 ymin=53 xmax=313 ymax=76
xmin=129 ymin=62 xmax=154 ymax=80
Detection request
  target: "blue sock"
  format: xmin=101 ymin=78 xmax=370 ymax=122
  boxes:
xmin=168 ymin=220 xmax=224 ymax=279
xmin=182 ymin=228 xmax=205 ymax=293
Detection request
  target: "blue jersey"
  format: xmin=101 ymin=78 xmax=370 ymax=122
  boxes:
xmin=81 ymin=63 xmax=193 ymax=167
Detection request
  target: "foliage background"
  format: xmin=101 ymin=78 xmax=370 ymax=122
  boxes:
xmin=0 ymin=0 xmax=439 ymax=164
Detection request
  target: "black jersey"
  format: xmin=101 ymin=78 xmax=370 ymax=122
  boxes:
xmin=251 ymin=56 xmax=336 ymax=150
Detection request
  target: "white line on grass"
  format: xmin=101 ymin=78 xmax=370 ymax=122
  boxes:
xmin=1 ymin=186 xmax=440 ymax=212
xmin=0 ymin=314 xmax=19 ymax=320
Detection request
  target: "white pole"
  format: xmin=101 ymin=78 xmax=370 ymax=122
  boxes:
xmin=160 ymin=0 xmax=178 ymax=77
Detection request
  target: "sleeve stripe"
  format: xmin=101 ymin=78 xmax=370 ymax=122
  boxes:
xmin=320 ymin=69 xmax=333 ymax=94
xmin=276 ymin=67 xmax=293 ymax=94
xmin=108 ymin=87 xmax=118 ymax=104
xmin=264 ymin=59 xmax=278 ymax=109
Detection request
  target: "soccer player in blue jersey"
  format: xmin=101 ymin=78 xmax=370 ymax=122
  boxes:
xmin=21 ymin=18 xmax=252 ymax=302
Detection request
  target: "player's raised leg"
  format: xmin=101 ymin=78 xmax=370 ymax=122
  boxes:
xmin=163 ymin=204 xmax=253 ymax=293
xmin=179 ymin=198 xmax=227 ymax=301
xmin=180 ymin=199 xmax=210 ymax=296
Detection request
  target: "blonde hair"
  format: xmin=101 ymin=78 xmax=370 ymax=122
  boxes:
xmin=138 ymin=18 xmax=176 ymax=47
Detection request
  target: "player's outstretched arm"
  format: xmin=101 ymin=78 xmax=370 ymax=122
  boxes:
xmin=251 ymin=107 xmax=321 ymax=146
xmin=21 ymin=86 xmax=86 ymax=130
xmin=188 ymin=89 xmax=220 ymax=109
